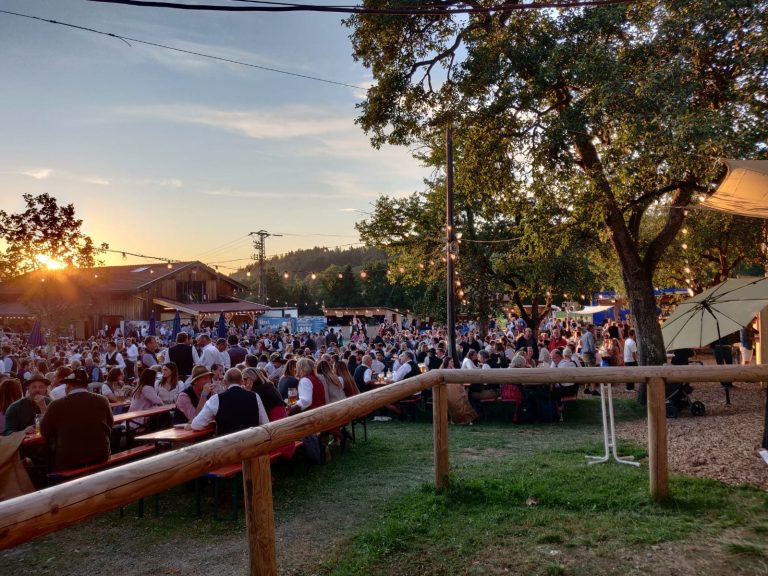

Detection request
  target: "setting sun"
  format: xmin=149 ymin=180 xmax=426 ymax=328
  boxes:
xmin=35 ymin=254 xmax=66 ymax=270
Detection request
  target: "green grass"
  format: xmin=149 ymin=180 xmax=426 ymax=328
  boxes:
xmin=2 ymin=397 xmax=767 ymax=576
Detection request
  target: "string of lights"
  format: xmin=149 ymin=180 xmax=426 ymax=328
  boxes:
xmin=0 ymin=9 xmax=365 ymax=89
xmin=87 ymin=0 xmax=642 ymax=15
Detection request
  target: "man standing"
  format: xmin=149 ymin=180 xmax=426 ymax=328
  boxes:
xmin=190 ymin=368 xmax=268 ymax=435
xmin=623 ymin=328 xmax=638 ymax=390
xmin=196 ymin=334 xmax=219 ymax=370
xmin=168 ymin=332 xmax=197 ymax=380
xmin=580 ymin=324 xmax=597 ymax=367
xmin=141 ymin=336 xmax=160 ymax=369
xmin=124 ymin=338 xmax=139 ymax=380
xmin=216 ymin=338 xmax=231 ymax=370
xmin=227 ymin=335 xmax=248 ymax=367
xmin=104 ymin=341 xmax=126 ymax=371
xmin=40 ymin=368 xmax=113 ymax=472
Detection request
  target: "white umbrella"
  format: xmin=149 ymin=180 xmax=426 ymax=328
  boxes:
xmin=662 ymin=277 xmax=768 ymax=351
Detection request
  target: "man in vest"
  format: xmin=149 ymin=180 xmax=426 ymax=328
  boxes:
xmin=189 ymin=368 xmax=268 ymax=436
xmin=353 ymin=354 xmax=374 ymax=392
xmin=168 ymin=332 xmax=197 ymax=380
xmin=391 ymin=351 xmax=420 ymax=382
xmin=175 ymin=365 xmax=214 ymax=423
xmin=104 ymin=341 xmax=126 ymax=371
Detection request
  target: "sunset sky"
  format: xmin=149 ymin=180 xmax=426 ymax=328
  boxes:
xmin=0 ymin=0 xmax=429 ymax=272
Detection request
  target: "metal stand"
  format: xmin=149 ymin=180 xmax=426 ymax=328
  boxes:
xmin=586 ymin=383 xmax=640 ymax=467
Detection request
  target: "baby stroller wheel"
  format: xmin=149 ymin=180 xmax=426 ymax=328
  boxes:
xmin=665 ymin=403 xmax=679 ymax=419
xmin=691 ymin=401 xmax=706 ymax=417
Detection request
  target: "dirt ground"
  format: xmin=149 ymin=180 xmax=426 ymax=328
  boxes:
xmin=615 ymin=379 xmax=768 ymax=490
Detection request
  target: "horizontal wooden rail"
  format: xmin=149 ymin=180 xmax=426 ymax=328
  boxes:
xmin=439 ymin=365 xmax=768 ymax=385
xmin=1 ymin=365 xmax=765 ymax=551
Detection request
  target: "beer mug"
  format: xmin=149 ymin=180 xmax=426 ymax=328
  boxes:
xmin=287 ymin=388 xmax=298 ymax=406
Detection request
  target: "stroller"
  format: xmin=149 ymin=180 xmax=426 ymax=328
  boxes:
xmin=665 ymin=382 xmax=706 ymax=418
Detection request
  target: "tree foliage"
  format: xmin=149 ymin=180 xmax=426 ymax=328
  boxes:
xmin=346 ymin=0 xmax=767 ymax=365
xmin=0 ymin=194 xmax=107 ymax=280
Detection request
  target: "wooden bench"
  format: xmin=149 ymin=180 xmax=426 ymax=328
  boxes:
xmin=556 ymin=393 xmax=579 ymax=422
xmin=47 ymin=445 xmax=157 ymax=482
xmin=197 ymin=441 xmax=304 ymax=520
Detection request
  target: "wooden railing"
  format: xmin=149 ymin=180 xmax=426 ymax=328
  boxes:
xmin=1 ymin=365 xmax=766 ymax=576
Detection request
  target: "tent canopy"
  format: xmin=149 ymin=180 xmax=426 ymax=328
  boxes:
xmin=702 ymin=160 xmax=768 ymax=218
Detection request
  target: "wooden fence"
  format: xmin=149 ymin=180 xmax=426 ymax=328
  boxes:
xmin=1 ymin=365 xmax=766 ymax=576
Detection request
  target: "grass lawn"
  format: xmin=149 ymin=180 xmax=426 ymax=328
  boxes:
xmin=1 ymin=397 xmax=767 ymax=576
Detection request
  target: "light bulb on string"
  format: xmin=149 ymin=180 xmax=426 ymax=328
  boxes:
xmin=681 ymin=243 xmax=688 ymax=250
xmin=311 ymin=273 xmax=316 ymax=280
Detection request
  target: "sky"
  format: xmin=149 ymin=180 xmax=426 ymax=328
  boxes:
xmin=0 ymin=0 xmax=430 ymax=272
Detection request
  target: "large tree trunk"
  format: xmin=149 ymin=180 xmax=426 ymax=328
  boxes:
xmin=622 ymin=267 xmax=667 ymax=405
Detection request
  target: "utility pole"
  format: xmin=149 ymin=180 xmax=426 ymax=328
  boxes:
xmin=445 ymin=125 xmax=458 ymax=366
xmin=249 ymin=230 xmax=282 ymax=305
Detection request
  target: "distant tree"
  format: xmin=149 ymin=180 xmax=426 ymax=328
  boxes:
xmin=20 ymin=270 xmax=95 ymax=337
xmin=0 ymin=194 xmax=107 ymax=280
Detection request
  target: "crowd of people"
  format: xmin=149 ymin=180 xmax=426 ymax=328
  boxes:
xmin=0 ymin=313 xmax=641 ymax=486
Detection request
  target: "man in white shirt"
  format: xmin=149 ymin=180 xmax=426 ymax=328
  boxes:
xmin=216 ymin=338 xmax=231 ymax=370
xmin=197 ymin=334 xmax=220 ymax=370
xmin=124 ymin=338 xmax=139 ymax=380
xmin=623 ymin=328 xmax=638 ymax=390
xmin=189 ymin=368 xmax=268 ymax=433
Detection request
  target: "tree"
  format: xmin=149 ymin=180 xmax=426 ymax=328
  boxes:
xmin=347 ymin=0 xmax=767 ymax=372
xmin=0 ymin=194 xmax=108 ymax=280
xmin=20 ymin=270 xmax=95 ymax=337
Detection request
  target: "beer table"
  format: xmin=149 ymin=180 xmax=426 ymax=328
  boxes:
xmin=134 ymin=425 xmax=215 ymax=447
xmin=113 ymin=404 xmax=176 ymax=425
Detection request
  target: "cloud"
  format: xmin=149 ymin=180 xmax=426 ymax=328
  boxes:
xmin=118 ymin=104 xmax=351 ymax=139
xmin=338 ymin=208 xmax=364 ymax=213
xmin=204 ymin=188 xmax=348 ymax=200
xmin=21 ymin=168 xmax=52 ymax=180
xmin=83 ymin=177 xmax=110 ymax=186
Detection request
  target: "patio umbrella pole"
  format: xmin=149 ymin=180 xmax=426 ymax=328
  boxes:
xmin=704 ymin=303 xmax=731 ymax=405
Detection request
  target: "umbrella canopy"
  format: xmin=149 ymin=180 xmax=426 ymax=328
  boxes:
xmin=217 ymin=312 xmax=227 ymax=339
xmin=27 ymin=320 xmax=45 ymax=348
xmin=702 ymin=159 xmax=768 ymax=218
xmin=662 ymin=277 xmax=768 ymax=351
xmin=148 ymin=309 xmax=156 ymax=336
xmin=171 ymin=310 xmax=181 ymax=341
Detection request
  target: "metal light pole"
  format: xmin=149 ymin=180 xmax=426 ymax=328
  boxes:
xmin=446 ymin=125 xmax=458 ymax=366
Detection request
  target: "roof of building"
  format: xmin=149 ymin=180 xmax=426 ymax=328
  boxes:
xmin=0 ymin=261 xmax=247 ymax=295
xmin=154 ymin=297 xmax=269 ymax=316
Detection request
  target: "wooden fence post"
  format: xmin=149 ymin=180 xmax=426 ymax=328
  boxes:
xmin=646 ymin=377 xmax=669 ymax=500
xmin=242 ymin=455 xmax=277 ymax=576
xmin=432 ymin=382 xmax=449 ymax=490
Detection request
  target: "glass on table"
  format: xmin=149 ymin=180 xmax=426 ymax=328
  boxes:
xmin=287 ymin=387 xmax=298 ymax=406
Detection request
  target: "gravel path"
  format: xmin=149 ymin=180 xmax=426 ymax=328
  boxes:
xmin=615 ymin=380 xmax=768 ymax=490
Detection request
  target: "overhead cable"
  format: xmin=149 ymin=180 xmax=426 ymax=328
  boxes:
xmin=87 ymin=0 xmax=640 ymax=14
xmin=0 ymin=9 xmax=365 ymax=89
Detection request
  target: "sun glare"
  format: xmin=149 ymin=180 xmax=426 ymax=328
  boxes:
xmin=36 ymin=254 xmax=66 ymax=270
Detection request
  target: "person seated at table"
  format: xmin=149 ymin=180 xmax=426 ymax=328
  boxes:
xmin=391 ymin=351 xmax=420 ymax=382
xmin=40 ymin=368 xmax=113 ymax=472
xmin=289 ymin=358 xmax=326 ymax=415
xmin=277 ymin=358 xmax=299 ymax=400
xmin=48 ymin=366 xmax=73 ymax=400
xmin=242 ymin=367 xmax=286 ymax=421
xmin=189 ymin=368 xmax=268 ymax=435
xmin=174 ymin=365 xmax=214 ymax=424
xmin=0 ymin=377 xmax=23 ymax=432
xmin=353 ymin=355 xmax=375 ymax=393
xmin=316 ymin=359 xmax=346 ymax=403
xmin=551 ymin=348 xmax=579 ymax=403
xmin=128 ymin=368 xmax=165 ymax=427
xmin=101 ymin=368 xmax=131 ymax=403
xmin=156 ymin=362 xmax=182 ymax=405
xmin=3 ymin=374 xmax=51 ymax=435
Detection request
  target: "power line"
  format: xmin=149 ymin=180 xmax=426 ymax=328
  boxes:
xmin=86 ymin=0 xmax=641 ymax=15
xmin=0 ymin=9 xmax=365 ymax=89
